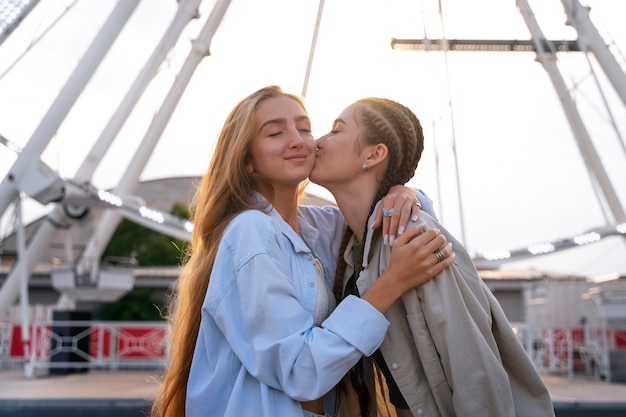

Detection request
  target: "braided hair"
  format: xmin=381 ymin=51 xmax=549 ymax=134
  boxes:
xmin=332 ymin=98 xmax=424 ymax=416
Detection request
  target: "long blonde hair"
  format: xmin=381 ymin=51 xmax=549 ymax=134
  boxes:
xmin=151 ymin=86 xmax=309 ymax=417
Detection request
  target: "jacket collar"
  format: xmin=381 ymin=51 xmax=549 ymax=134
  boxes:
xmin=361 ymin=199 xmax=383 ymax=269
xmin=252 ymin=191 xmax=317 ymax=254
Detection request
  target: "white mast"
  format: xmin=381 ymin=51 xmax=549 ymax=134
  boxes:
xmin=0 ymin=0 xmax=142 ymax=317
xmin=74 ymin=0 xmax=232 ymax=275
xmin=0 ymin=0 xmax=141 ymax=216
xmin=560 ymin=0 xmax=626 ymax=107
xmin=516 ymin=0 xmax=626 ymax=224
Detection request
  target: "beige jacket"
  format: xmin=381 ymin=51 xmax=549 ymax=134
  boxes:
xmin=343 ymin=203 xmax=555 ymax=417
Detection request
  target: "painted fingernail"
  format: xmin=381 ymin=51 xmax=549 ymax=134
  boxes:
xmin=389 ymin=235 xmax=395 ymax=246
xmin=384 ymin=234 xmax=389 ymax=246
xmin=411 ymin=214 xmax=418 ymax=222
xmin=398 ymin=226 xmax=405 ymax=235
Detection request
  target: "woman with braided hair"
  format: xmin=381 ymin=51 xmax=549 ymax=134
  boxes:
xmin=310 ymin=98 xmax=555 ymax=417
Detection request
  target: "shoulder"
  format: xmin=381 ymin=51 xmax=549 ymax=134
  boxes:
xmin=299 ymin=205 xmax=342 ymax=225
xmin=227 ymin=209 xmax=275 ymax=232
xmin=414 ymin=188 xmax=437 ymax=219
xmin=213 ymin=210 xmax=296 ymax=278
xmin=298 ymin=205 xmax=346 ymax=248
xmin=298 ymin=204 xmax=341 ymax=218
xmin=416 ymin=212 xmax=466 ymax=257
xmin=223 ymin=209 xmax=281 ymax=250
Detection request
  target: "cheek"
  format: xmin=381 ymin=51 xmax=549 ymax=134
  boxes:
xmin=304 ymin=137 xmax=317 ymax=151
xmin=326 ymin=141 xmax=348 ymax=159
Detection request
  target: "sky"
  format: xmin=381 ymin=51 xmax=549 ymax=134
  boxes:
xmin=0 ymin=0 xmax=625 ymax=279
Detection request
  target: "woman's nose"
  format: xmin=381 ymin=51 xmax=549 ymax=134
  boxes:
xmin=288 ymin=128 xmax=306 ymax=146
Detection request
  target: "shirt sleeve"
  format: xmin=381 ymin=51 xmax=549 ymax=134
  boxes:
xmin=205 ymin=212 xmax=389 ymax=401
xmin=421 ymin=224 xmax=517 ymax=416
xmin=414 ymin=188 xmax=437 ymax=219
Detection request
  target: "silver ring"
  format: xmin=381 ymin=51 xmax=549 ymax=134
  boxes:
xmin=382 ymin=208 xmax=394 ymax=217
xmin=415 ymin=202 xmax=422 ymax=209
xmin=434 ymin=249 xmax=445 ymax=263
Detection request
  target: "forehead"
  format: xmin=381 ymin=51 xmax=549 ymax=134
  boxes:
xmin=336 ymin=105 xmax=358 ymax=126
xmin=256 ymin=95 xmax=307 ymax=127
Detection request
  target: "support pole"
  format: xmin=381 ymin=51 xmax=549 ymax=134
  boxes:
xmin=0 ymin=0 xmax=200 ymax=318
xmin=561 ymin=0 xmax=626 ymax=107
xmin=76 ymin=0 xmax=232 ymax=270
xmin=0 ymin=0 xmax=142 ymax=215
xmin=517 ymin=0 xmax=626 ymax=224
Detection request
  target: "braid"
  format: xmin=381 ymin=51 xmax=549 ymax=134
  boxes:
xmin=356 ymin=98 xmax=424 ymax=265
xmin=333 ymin=225 xmax=372 ymax=417
xmin=356 ymin=98 xmax=423 ymax=185
xmin=336 ymin=97 xmax=425 ymax=417
xmin=333 ymin=227 xmax=353 ymax=302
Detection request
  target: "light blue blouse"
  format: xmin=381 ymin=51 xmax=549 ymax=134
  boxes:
xmin=185 ymin=190 xmax=435 ymax=417
xmin=185 ymin=201 xmax=387 ymax=416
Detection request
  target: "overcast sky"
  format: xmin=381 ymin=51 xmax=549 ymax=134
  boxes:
xmin=1 ymin=0 xmax=625 ymax=278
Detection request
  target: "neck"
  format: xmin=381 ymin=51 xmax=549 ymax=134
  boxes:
xmin=325 ymin=179 xmax=378 ymax=244
xmin=262 ymin=184 xmax=300 ymax=232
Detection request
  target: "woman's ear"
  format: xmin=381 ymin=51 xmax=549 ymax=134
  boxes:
xmin=246 ymin=161 xmax=254 ymax=174
xmin=364 ymin=143 xmax=388 ymax=170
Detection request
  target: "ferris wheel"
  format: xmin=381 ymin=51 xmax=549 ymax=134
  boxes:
xmin=0 ymin=0 xmax=625 ymax=322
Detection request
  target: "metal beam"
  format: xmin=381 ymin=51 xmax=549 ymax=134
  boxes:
xmin=391 ymin=38 xmax=581 ymax=52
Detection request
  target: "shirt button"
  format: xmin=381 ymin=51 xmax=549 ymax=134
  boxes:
xmin=307 ymin=254 xmax=314 ymax=261
xmin=415 ymin=409 xmax=424 ymax=415
xmin=391 ymin=363 xmax=399 ymax=369
xmin=309 ymin=282 xmax=315 ymax=287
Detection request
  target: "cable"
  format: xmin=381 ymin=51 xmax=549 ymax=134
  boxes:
xmin=437 ymin=0 xmax=467 ymax=245
xmin=301 ymin=0 xmax=325 ymax=98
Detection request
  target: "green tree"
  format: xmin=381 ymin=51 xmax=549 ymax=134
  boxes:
xmin=101 ymin=202 xmax=189 ymax=266
xmin=95 ymin=202 xmax=189 ymax=321
xmin=94 ymin=287 xmax=167 ymax=321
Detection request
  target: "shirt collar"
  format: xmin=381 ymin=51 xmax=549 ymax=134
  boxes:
xmin=252 ymin=191 xmax=315 ymax=254
xmin=362 ymin=200 xmax=383 ymax=269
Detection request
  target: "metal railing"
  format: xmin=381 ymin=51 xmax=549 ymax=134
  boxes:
xmin=2 ymin=318 xmax=625 ymax=380
xmin=530 ymin=325 xmax=626 ymax=382
xmin=1 ymin=319 xmax=168 ymax=377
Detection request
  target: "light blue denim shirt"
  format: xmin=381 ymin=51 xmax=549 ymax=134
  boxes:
xmin=186 ymin=198 xmax=390 ymax=417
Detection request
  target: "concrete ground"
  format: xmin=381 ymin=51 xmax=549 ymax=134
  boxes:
xmin=0 ymin=368 xmax=625 ymax=416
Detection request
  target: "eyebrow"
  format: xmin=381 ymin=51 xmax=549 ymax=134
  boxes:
xmin=333 ymin=118 xmax=346 ymax=127
xmin=258 ymin=115 xmax=310 ymax=133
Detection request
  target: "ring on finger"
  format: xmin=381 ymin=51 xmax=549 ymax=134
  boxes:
xmin=415 ymin=202 xmax=422 ymax=209
xmin=382 ymin=208 xmax=394 ymax=217
xmin=434 ymin=248 xmax=445 ymax=263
